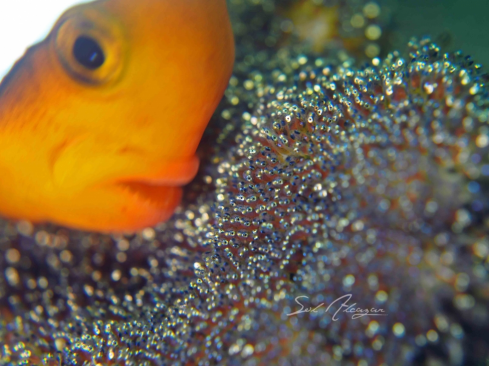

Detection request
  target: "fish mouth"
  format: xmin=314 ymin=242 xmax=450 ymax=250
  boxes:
xmin=50 ymin=141 xmax=198 ymax=230
xmin=108 ymin=155 xmax=199 ymax=209
xmin=115 ymin=179 xmax=182 ymax=208
xmin=99 ymin=179 xmax=183 ymax=231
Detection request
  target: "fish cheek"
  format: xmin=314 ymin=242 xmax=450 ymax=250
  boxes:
xmin=49 ymin=135 xmax=111 ymax=192
xmin=48 ymin=136 xmax=88 ymax=188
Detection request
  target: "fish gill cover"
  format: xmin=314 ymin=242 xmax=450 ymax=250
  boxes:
xmin=1 ymin=0 xmax=489 ymax=365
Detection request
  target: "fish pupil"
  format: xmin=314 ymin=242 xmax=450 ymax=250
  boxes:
xmin=72 ymin=36 xmax=105 ymax=70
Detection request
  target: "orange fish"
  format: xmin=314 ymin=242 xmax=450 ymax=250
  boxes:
xmin=0 ymin=0 xmax=235 ymax=232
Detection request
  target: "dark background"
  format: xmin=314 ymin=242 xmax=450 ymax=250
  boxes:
xmin=384 ymin=0 xmax=489 ymax=65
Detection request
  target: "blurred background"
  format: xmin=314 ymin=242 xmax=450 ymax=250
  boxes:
xmin=383 ymin=0 xmax=489 ymax=65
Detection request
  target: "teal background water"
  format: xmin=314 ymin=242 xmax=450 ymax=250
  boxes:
xmin=385 ymin=0 xmax=489 ymax=65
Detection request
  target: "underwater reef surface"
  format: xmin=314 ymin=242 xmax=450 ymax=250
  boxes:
xmin=1 ymin=0 xmax=489 ymax=365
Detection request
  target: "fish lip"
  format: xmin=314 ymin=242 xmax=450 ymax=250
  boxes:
xmin=114 ymin=179 xmax=180 ymax=208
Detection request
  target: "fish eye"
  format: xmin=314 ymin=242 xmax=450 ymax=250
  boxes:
xmin=73 ymin=36 xmax=105 ymax=70
xmin=53 ymin=7 xmax=124 ymax=85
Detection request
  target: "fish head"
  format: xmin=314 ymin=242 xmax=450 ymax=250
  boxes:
xmin=0 ymin=0 xmax=235 ymax=231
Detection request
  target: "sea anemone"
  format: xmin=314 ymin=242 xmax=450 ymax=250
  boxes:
xmin=1 ymin=1 xmax=489 ymax=365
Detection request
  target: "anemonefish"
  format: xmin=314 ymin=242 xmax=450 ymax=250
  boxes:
xmin=0 ymin=0 xmax=235 ymax=232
